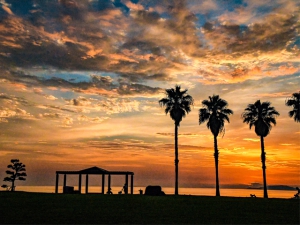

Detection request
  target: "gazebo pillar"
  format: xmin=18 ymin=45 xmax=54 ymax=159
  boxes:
xmin=55 ymin=173 xmax=59 ymax=193
xmin=86 ymin=174 xmax=89 ymax=194
xmin=108 ymin=174 xmax=111 ymax=193
xmin=78 ymin=174 xmax=82 ymax=193
xmin=125 ymin=174 xmax=129 ymax=194
xmin=102 ymin=174 xmax=105 ymax=194
xmin=63 ymin=174 xmax=67 ymax=188
xmin=130 ymin=174 xmax=134 ymax=194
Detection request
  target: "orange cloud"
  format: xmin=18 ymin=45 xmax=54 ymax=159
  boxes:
xmin=2 ymin=5 xmax=13 ymax=15
xmin=279 ymin=65 xmax=299 ymax=74
xmin=75 ymin=87 xmax=118 ymax=97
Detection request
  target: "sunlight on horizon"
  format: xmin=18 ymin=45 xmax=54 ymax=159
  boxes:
xmin=0 ymin=0 xmax=299 ymax=188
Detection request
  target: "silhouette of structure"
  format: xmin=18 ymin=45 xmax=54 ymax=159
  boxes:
xmin=144 ymin=185 xmax=165 ymax=196
xmin=55 ymin=166 xmax=134 ymax=194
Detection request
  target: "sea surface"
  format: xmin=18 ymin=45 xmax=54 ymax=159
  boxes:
xmin=13 ymin=186 xmax=297 ymax=199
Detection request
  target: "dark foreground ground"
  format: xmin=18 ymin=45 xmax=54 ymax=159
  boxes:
xmin=0 ymin=191 xmax=299 ymax=224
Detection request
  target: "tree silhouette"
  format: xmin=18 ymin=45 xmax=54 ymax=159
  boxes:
xmin=242 ymin=100 xmax=279 ymax=198
xmin=2 ymin=159 xmax=27 ymax=191
xmin=285 ymin=92 xmax=300 ymax=123
xmin=199 ymin=95 xmax=233 ymax=197
xmin=159 ymin=85 xmax=193 ymax=195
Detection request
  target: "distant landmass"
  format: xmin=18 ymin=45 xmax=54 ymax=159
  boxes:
xmin=220 ymin=184 xmax=249 ymax=189
xmin=267 ymin=185 xmax=296 ymax=190
xmin=218 ymin=184 xmax=297 ymax=190
xmin=247 ymin=182 xmax=262 ymax=189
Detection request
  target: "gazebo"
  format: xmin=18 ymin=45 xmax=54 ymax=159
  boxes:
xmin=55 ymin=166 xmax=134 ymax=194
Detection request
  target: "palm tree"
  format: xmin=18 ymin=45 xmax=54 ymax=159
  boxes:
xmin=285 ymin=92 xmax=300 ymax=123
xmin=159 ymin=85 xmax=193 ymax=195
xmin=199 ymin=95 xmax=233 ymax=197
xmin=241 ymin=100 xmax=279 ymax=198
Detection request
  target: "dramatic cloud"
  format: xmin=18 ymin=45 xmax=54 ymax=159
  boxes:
xmin=1 ymin=0 xmax=298 ymax=87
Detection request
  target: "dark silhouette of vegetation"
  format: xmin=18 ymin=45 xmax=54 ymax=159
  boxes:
xmin=2 ymin=159 xmax=27 ymax=191
xmin=159 ymin=85 xmax=193 ymax=195
xmin=285 ymin=92 xmax=300 ymax=123
xmin=0 ymin=192 xmax=298 ymax=224
xmin=1 ymin=184 xmax=10 ymax=191
xmin=293 ymin=187 xmax=299 ymax=199
xmin=199 ymin=95 xmax=233 ymax=196
xmin=242 ymin=100 xmax=279 ymax=198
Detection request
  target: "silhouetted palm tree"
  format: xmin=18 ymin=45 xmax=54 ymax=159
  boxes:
xmin=242 ymin=100 xmax=279 ymax=198
xmin=159 ymin=85 xmax=193 ymax=195
xmin=199 ymin=95 xmax=233 ymax=197
xmin=285 ymin=92 xmax=300 ymax=123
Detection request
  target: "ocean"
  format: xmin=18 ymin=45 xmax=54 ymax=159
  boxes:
xmin=13 ymin=186 xmax=297 ymax=199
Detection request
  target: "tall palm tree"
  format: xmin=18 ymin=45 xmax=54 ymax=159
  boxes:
xmin=285 ymin=92 xmax=300 ymax=123
xmin=242 ymin=100 xmax=280 ymax=198
xmin=159 ymin=85 xmax=193 ymax=195
xmin=199 ymin=95 xmax=233 ymax=197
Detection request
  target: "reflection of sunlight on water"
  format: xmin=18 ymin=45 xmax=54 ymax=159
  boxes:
xmin=14 ymin=186 xmax=296 ymax=199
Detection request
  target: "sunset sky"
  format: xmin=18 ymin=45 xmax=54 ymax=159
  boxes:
xmin=0 ymin=0 xmax=299 ymax=189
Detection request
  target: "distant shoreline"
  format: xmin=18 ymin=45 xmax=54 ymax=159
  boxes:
xmin=15 ymin=185 xmax=297 ymax=190
xmin=2 ymin=186 xmax=297 ymax=198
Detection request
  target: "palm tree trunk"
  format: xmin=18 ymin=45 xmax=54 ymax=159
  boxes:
xmin=174 ymin=123 xmax=179 ymax=195
xmin=260 ymin=136 xmax=268 ymax=198
xmin=214 ymin=135 xmax=220 ymax=196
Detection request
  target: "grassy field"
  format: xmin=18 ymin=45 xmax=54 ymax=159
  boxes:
xmin=0 ymin=191 xmax=299 ymax=224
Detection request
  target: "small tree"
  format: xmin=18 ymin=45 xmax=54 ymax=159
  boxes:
xmin=2 ymin=159 xmax=27 ymax=191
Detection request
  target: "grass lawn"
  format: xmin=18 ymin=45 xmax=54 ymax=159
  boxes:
xmin=0 ymin=191 xmax=299 ymax=224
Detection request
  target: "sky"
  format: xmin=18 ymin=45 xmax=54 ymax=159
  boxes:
xmin=0 ymin=0 xmax=299 ymax=189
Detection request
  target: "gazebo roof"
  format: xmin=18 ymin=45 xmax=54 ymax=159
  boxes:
xmin=79 ymin=166 xmax=108 ymax=174
xmin=56 ymin=166 xmax=134 ymax=175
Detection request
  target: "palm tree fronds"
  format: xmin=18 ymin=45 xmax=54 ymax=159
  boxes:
xmin=159 ymin=85 xmax=194 ymax=126
xmin=242 ymin=100 xmax=279 ymax=136
xmin=199 ymin=95 xmax=233 ymax=137
xmin=285 ymin=92 xmax=300 ymax=123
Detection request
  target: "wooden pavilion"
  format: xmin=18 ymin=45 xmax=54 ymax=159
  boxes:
xmin=55 ymin=166 xmax=134 ymax=194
